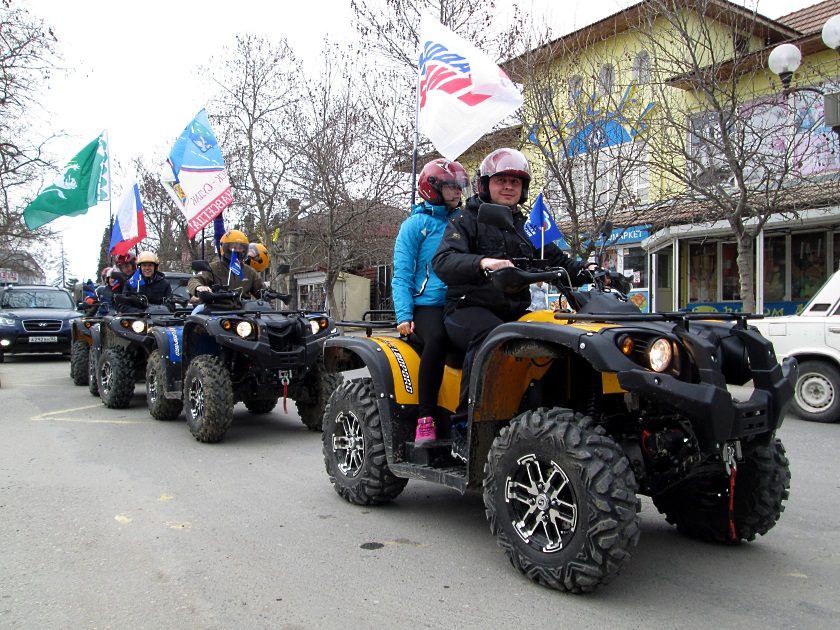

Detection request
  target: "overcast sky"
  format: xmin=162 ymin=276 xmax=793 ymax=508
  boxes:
xmin=24 ymin=0 xmax=828 ymax=281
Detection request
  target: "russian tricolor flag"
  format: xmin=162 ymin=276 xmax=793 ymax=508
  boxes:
xmin=109 ymin=182 xmax=146 ymax=256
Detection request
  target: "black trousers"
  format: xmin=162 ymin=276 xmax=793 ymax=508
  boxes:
xmin=443 ymin=306 xmax=514 ymax=427
xmin=412 ymin=305 xmax=449 ymax=419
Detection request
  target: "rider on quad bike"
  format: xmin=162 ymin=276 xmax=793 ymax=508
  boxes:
xmin=90 ymin=251 xmax=188 ymax=409
xmin=169 ymin=232 xmax=340 ymax=443
xmin=319 ymin=153 xmax=796 ymax=594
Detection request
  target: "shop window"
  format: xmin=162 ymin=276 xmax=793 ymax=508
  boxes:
xmin=791 ymin=233 xmax=826 ymax=301
xmin=721 ymin=243 xmax=740 ymax=301
xmin=763 ymin=235 xmax=787 ymax=301
xmin=299 ymin=282 xmax=326 ymax=312
xmin=688 ymin=242 xmax=717 ymax=302
xmin=656 ymin=253 xmax=671 ymax=289
xmin=833 ymin=232 xmax=840 ymax=272
xmin=622 ymin=246 xmax=647 ymax=289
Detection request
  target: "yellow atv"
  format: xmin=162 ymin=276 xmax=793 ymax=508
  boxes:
xmin=320 ymin=208 xmax=796 ymax=593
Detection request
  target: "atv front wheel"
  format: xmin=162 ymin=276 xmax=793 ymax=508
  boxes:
xmin=88 ymin=351 xmax=99 ymax=397
xmin=322 ymin=378 xmax=407 ymax=505
xmin=484 ymin=408 xmax=640 ymax=593
xmin=653 ymin=437 xmax=790 ymax=543
xmin=184 ymin=355 xmax=233 ymax=443
xmin=71 ymin=340 xmax=89 ymax=386
xmin=297 ymin=369 xmax=344 ymax=431
xmin=146 ymin=350 xmax=183 ymax=420
xmin=792 ymin=360 xmax=840 ymax=423
xmin=98 ymin=347 xmax=136 ymax=409
xmin=243 ymin=397 xmax=277 ymax=414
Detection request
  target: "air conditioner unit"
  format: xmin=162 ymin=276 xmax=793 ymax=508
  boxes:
xmin=824 ymin=92 xmax=840 ymax=128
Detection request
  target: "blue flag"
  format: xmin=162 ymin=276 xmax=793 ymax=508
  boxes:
xmin=523 ymin=193 xmax=562 ymax=248
xmin=128 ymin=268 xmax=144 ymax=289
xmin=229 ymin=252 xmax=244 ymax=279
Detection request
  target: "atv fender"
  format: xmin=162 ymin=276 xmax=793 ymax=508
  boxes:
xmin=150 ymin=326 xmax=185 ymax=398
xmin=323 ymin=336 xmax=418 ymax=462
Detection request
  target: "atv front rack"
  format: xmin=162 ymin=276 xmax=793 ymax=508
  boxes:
xmin=558 ymin=311 xmax=764 ymax=329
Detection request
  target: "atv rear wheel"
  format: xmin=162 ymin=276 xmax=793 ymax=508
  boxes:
xmin=652 ymin=437 xmax=790 ymax=543
xmin=98 ymin=347 xmax=136 ymax=409
xmin=297 ymin=369 xmax=344 ymax=431
xmin=71 ymin=340 xmax=89 ymax=386
xmin=792 ymin=360 xmax=840 ymax=423
xmin=484 ymin=408 xmax=640 ymax=593
xmin=146 ymin=350 xmax=183 ymax=420
xmin=322 ymin=378 xmax=407 ymax=505
xmin=243 ymin=397 xmax=277 ymax=414
xmin=184 ymin=355 xmax=233 ymax=443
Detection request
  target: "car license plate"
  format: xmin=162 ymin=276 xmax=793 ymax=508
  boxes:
xmin=29 ymin=336 xmax=58 ymax=343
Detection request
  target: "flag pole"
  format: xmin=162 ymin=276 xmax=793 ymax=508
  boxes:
xmin=105 ymin=131 xmax=114 ymax=261
xmin=411 ymin=61 xmax=422 ymax=207
xmin=540 ymin=190 xmax=546 ymax=260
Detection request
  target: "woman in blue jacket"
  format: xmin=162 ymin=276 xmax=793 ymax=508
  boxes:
xmin=392 ymin=159 xmax=468 ymax=443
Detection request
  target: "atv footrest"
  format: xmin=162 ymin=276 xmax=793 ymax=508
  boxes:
xmin=389 ymin=461 xmax=467 ymax=493
xmin=405 ymin=440 xmax=452 ymax=467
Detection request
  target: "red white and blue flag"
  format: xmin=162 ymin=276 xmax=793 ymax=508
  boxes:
xmin=109 ymin=182 xmax=146 ymax=256
xmin=418 ymin=15 xmax=523 ymax=161
xmin=160 ymin=109 xmax=233 ymax=239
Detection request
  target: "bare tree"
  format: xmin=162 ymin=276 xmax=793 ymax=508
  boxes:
xmin=0 ymin=0 xmax=59 ymax=272
xmin=286 ymin=45 xmax=412 ymax=321
xmin=633 ymin=0 xmax=840 ymax=312
xmin=509 ymin=28 xmax=658 ymax=260
xmin=204 ymin=34 xmax=303 ymax=273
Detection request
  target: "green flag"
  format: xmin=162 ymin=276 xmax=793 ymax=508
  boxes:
xmin=23 ymin=132 xmax=110 ymax=230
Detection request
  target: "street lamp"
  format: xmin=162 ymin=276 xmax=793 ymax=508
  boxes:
xmin=768 ymin=15 xmax=840 ymax=134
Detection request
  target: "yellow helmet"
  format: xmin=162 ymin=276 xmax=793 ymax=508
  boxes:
xmin=137 ymin=251 xmax=159 ymax=265
xmin=220 ymin=229 xmax=249 ymax=259
xmin=247 ymin=243 xmax=270 ymax=273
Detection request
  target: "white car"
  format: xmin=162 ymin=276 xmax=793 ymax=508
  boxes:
xmin=753 ymin=271 xmax=840 ymax=423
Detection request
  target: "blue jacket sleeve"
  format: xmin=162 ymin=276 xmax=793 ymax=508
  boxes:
xmin=391 ymin=215 xmax=423 ymax=324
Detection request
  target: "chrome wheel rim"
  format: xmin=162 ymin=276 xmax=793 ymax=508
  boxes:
xmin=188 ymin=377 xmax=205 ymax=420
xmin=100 ymin=360 xmax=113 ymax=396
xmin=148 ymin=366 xmax=158 ymax=405
xmin=505 ymin=453 xmax=578 ymax=553
xmin=332 ymin=410 xmax=364 ymax=476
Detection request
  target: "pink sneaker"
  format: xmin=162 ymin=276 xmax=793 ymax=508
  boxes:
xmin=415 ymin=417 xmax=436 ymax=443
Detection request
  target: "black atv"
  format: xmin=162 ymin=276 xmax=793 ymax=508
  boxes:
xmin=150 ymin=260 xmax=341 ymax=443
xmin=320 ymin=204 xmax=796 ymax=593
xmin=89 ymin=291 xmax=191 ymax=410
xmin=69 ymin=300 xmax=109 ymax=386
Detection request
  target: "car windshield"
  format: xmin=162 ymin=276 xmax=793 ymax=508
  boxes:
xmin=1 ymin=290 xmax=74 ymax=309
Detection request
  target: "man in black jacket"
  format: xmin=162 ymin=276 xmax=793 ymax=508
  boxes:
xmin=432 ymin=148 xmax=591 ymax=462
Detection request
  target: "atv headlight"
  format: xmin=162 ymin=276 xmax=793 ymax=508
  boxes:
xmin=309 ymin=317 xmax=328 ymax=335
xmin=130 ymin=320 xmax=146 ymax=334
xmin=235 ymin=321 xmax=254 ymax=339
xmin=648 ymin=338 xmax=672 ymax=372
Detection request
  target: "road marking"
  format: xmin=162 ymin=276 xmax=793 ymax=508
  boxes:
xmin=159 ymin=494 xmax=174 ymax=502
xmin=164 ymin=521 xmax=191 ymax=529
xmin=30 ymin=404 xmax=146 ymax=424
xmin=115 ymin=514 xmax=133 ymax=524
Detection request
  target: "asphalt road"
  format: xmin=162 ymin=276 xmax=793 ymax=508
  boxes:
xmin=1 ymin=355 xmax=838 ymax=629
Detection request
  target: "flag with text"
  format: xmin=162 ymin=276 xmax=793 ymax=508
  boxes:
xmin=523 ymin=193 xmax=562 ymax=248
xmin=160 ymin=109 xmax=232 ymax=239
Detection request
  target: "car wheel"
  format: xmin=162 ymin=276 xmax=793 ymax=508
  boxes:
xmin=146 ymin=350 xmax=183 ymax=420
xmin=484 ymin=408 xmax=640 ymax=593
xmin=184 ymin=355 xmax=233 ymax=443
xmin=792 ymin=360 xmax=840 ymax=423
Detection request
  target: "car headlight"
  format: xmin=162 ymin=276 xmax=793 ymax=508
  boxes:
xmin=235 ymin=321 xmax=254 ymax=338
xmin=0 ymin=316 xmax=15 ymax=327
xmin=648 ymin=338 xmax=673 ymax=373
xmin=131 ymin=320 xmax=146 ymax=334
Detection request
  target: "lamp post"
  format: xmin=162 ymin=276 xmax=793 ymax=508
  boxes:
xmin=768 ymin=15 xmax=840 ymax=134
